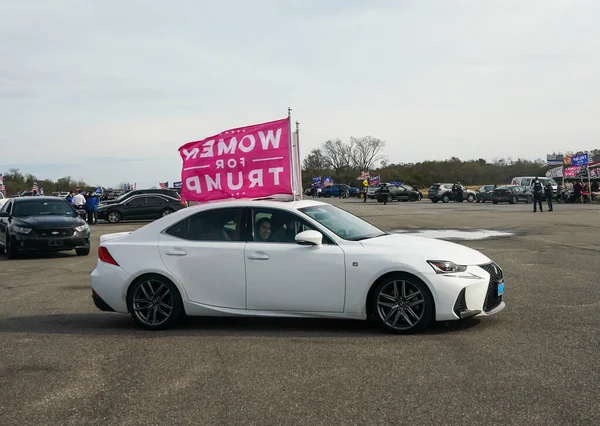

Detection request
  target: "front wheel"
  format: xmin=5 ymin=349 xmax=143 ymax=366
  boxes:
xmin=162 ymin=208 xmax=174 ymax=217
xmin=371 ymin=274 xmax=434 ymax=334
xmin=76 ymin=247 xmax=90 ymax=256
xmin=5 ymin=234 xmax=18 ymax=259
xmin=467 ymin=194 xmax=475 ymax=202
xmin=127 ymin=276 xmax=184 ymax=330
xmin=107 ymin=211 xmax=121 ymax=223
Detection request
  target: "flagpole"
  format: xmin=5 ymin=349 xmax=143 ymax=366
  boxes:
xmin=287 ymin=107 xmax=297 ymax=200
xmin=295 ymin=120 xmax=303 ymax=199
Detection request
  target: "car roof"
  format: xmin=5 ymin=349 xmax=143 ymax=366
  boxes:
xmin=12 ymin=196 xmax=66 ymax=203
xmin=187 ymin=198 xmax=327 ymax=211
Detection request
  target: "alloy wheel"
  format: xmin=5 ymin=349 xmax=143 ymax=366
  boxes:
xmin=132 ymin=280 xmax=174 ymax=327
xmin=108 ymin=212 xmax=120 ymax=223
xmin=376 ymin=279 xmax=425 ymax=331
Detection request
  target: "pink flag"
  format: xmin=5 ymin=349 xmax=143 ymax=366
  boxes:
xmin=179 ymin=117 xmax=293 ymax=202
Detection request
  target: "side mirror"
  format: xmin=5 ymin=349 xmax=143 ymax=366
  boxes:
xmin=0 ymin=212 xmax=8 ymax=218
xmin=295 ymin=230 xmax=323 ymax=246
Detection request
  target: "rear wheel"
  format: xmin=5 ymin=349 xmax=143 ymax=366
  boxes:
xmin=467 ymin=194 xmax=475 ymax=203
xmin=162 ymin=208 xmax=174 ymax=217
xmin=442 ymin=195 xmax=450 ymax=203
xmin=127 ymin=276 xmax=184 ymax=330
xmin=370 ymin=274 xmax=434 ymax=334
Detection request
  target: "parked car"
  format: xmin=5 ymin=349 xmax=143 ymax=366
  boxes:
xmin=492 ymin=185 xmax=533 ymax=204
xmin=511 ymin=176 xmax=557 ymax=197
xmin=319 ymin=184 xmax=359 ymax=198
xmin=100 ymin=189 xmax=181 ymax=206
xmin=367 ymin=183 xmax=388 ymax=199
xmin=0 ymin=196 xmax=91 ymax=258
xmin=476 ymin=185 xmax=496 ymax=203
xmin=375 ymin=184 xmax=421 ymax=203
xmin=97 ymin=193 xmax=186 ymax=223
xmin=427 ymin=183 xmax=476 ymax=203
xmin=90 ymin=199 xmax=505 ymax=333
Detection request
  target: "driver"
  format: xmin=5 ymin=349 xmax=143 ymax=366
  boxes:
xmin=255 ymin=217 xmax=273 ymax=242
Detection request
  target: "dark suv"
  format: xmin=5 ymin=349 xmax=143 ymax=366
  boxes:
xmin=427 ymin=183 xmax=476 ymax=203
xmin=476 ymin=185 xmax=496 ymax=203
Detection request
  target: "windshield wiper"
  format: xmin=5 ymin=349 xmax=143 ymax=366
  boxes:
xmin=352 ymin=233 xmax=388 ymax=241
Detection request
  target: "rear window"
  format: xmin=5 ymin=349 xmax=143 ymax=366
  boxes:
xmin=430 ymin=184 xmax=440 ymax=189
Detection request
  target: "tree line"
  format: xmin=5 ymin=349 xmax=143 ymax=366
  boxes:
xmin=1 ymin=168 xmax=97 ymax=195
xmin=302 ymin=139 xmax=600 ymax=189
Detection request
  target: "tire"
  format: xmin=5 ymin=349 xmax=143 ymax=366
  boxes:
xmin=442 ymin=195 xmax=450 ymax=203
xmin=476 ymin=198 xmax=480 ymax=203
xmin=370 ymin=273 xmax=434 ymax=334
xmin=162 ymin=208 xmax=174 ymax=217
xmin=107 ymin=211 xmax=121 ymax=223
xmin=527 ymin=196 xmax=533 ymax=204
xmin=5 ymin=234 xmax=18 ymax=259
xmin=431 ymin=200 xmax=438 ymax=203
xmin=127 ymin=275 xmax=184 ymax=330
xmin=324 ymin=192 xmax=332 ymax=198
xmin=76 ymin=247 xmax=90 ymax=256
xmin=467 ymin=194 xmax=475 ymax=203
xmin=510 ymin=195 xmax=518 ymax=204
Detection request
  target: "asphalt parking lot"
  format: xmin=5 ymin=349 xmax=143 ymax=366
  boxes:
xmin=1 ymin=198 xmax=599 ymax=425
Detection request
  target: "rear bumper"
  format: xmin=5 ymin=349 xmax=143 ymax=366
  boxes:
xmin=90 ymin=261 xmax=132 ymax=314
xmin=92 ymin=289 xmax=115 ymax=312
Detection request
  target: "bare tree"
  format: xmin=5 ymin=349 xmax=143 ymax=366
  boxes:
xmin=302 ymin=148 xmax=329 ymax=173
xmin=322 ymin=139 xmax=352 ymax=174
xmin=349 ymin=136 xmax=387 ymax=172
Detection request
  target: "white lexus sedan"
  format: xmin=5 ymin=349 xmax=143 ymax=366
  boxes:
xmin=90 ymin=199 xmax=505 ymax=333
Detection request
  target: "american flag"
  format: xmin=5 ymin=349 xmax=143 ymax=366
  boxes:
xmin=32 ymin=181 xmax=39 ymax=192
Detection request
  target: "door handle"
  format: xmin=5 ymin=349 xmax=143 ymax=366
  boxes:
xmin=247 ymin=252 xmax=270 ymax=260
xmin=166 ymin=248 xmax=187 ymax=256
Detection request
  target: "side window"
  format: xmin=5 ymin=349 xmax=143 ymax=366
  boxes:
xmin=125 ymin=197 xmax=146 ymax=207
xmin=164 ymin=208 xmax=245 ymax=242
xmin=145 ymin=196 xmax=165 ymax=204
xmin=522 ymin=179 xmax=531 ymax=187
xmin=251 ymin=208 xmax=334 ymax=244
xmin=1 ymin=201 xmax=11 ymax=213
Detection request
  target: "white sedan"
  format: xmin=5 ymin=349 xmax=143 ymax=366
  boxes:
xmin=90 ymin=199 xmax=505 ymax=333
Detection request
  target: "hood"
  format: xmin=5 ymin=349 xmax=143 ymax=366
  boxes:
xmin=359 ymin=233 xmax=490 ymax=266
xmin=15 ymin=215 xmax=86 ymax=229
xmin=99 ymin=200 xmax=119 ymax=207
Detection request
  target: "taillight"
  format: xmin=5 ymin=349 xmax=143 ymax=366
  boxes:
xmin=98 ymin=246 xmax=119 ymax=266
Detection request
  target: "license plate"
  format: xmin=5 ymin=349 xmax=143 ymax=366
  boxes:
xmin=497 ymin=282 xmax=504 ymax=296
xmin=49 ymin=240 xmax=64 ymax=247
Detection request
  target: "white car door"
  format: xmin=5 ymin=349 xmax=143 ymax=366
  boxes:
xmin=158 ymin=207 xmax=247 ymax=309
xmin=244 ymin=208 xmax=346 ymax=313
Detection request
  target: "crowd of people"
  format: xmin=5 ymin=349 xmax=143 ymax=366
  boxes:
xmin=66 ymin=190 xmax=101 ymax=224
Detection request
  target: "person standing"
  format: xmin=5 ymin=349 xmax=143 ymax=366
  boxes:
xmin=532 ymin=177 xmax=544 ymax=212
xmin=544 ymin=181 xmax=553 ymax=212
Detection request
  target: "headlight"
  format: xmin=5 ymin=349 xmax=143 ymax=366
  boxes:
xmin=427 ymin=260 xmax=467 ymax=274
xmin=74 ymin=224 xmax=89 ymax=233
xmin=13 ymin=226 xmax=32 ymax=234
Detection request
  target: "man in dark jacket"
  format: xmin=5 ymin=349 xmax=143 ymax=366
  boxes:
xmin=544 ymin=181 xmax=553 ymax=211
xmin=532 ymin=177 xmax=544 ymax=212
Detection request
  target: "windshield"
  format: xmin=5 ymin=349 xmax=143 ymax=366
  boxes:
xmin=115 ymin=191 xmax=132 ymax=202
xmin=13 ymin=200 xmax=76 ymax=216
xmin=299 ymin=204 xmax=385 ymax=241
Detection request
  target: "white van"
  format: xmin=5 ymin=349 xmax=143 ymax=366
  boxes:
xmin=511 ymin=176 xmax=558 ymax=195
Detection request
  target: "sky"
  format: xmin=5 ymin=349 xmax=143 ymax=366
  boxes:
xmin=1 ymin=0 xmax=599 ymax=188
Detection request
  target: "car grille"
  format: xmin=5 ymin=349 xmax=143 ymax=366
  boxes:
xmin=479 ymin=262 xmax=503 ymax=312
xmin=37 ymin=228 xmax=75 ymax=237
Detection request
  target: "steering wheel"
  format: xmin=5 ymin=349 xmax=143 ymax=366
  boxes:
xmin=337 ymin=229 xmax=349 ymax=238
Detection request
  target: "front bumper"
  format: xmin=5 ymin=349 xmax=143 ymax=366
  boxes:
xmin=426 ymin=262 xmax=505 ymax=321
xmin=12 ymin=231 xmax=90 ymax=251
